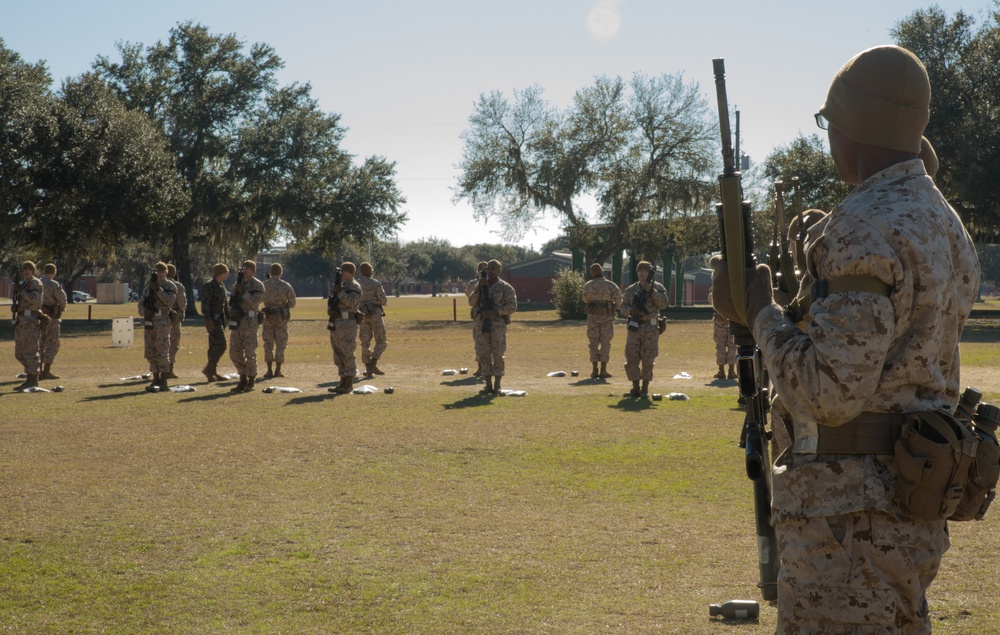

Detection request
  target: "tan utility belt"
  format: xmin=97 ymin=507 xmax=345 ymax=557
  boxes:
xmin=807 ymin=412 xmax=908 ymax=455
xmin=786 ymin=275 xmax=892 ymax=323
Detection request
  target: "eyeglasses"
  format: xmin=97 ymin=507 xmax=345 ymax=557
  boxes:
xmin=814 ymin=113 xmax=829 ymax=130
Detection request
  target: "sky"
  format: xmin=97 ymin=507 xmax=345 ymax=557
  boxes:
xmin=4 ymin=0 xmax=995 ymax=251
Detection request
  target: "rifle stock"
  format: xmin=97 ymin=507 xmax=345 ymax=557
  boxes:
xmin=712 ymin=58 xmax=779 ymax=603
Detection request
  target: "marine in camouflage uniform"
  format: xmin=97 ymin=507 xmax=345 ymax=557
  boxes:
xmin=620 ymin=261 xmax=668 ymax=398
xmin=708 ymin=290 xmax=737 ymax=380
xmin=357 ymin=262 xmax=388 ymax=377
xmin=582 ymin=262 xmax=622 ymax=379
xmin=714 ymin=46 xmax=980 ymax=634
xmin=261 ymin=263 xmax=296 ymax=380
xmin=12 ymin=261 xmax=43 ymax=391
xmin=200 ymin=263 xmax=230 ymax=382
xmin=468 ymin=259 xmax=517 ymax=395
xmin=327 ymin=262 xmax=362 ymax=394
xmin=228 ymin=260 xmax=265 ymax=392
xmin=165 ymin=264 xmax=187 ymax=379
xmin=465 ymin=261 xmax=488 ymax=377
xmin=137 ymin=262 xmax=178 ymax=392
xmin=38 ymin=263 xmax=68 ymax=381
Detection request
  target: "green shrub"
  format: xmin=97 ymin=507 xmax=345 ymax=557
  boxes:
xmin=551 ymin=268 xmax=587 ymax=320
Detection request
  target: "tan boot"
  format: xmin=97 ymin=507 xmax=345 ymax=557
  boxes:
xmin=630 ymin=380 xmax=641 ymax=398
xmin=158 ymin=373 xmax=170 ymax=391
xmin=202 ymin=364 xmax=216 ymax=382
xmin=15 ymin=373 xmax=39 ymax=392
xmin=480 ymin=376 xmax=493 ymax=394
xmin=165 ymin=365 xmax=178 ymax=380
xmin=231 ymin=374 xmax=248 ymax=393
xmin=363 ymin=361 xmax=374 ymax=378
xmin=714 ymin=365 xmax=726 ymax=380
xmin=598 ymin=362 xmax=611 ymax=379
xmin=40 ymin=363 xmax=60 ymax=380
xmin=370 ymin=358 xmax=385 ymax=375
xmin=328 ymin=377 xmax=345 ymax=393
xmin=261 ymin=362 xmax=274 ymax=380
xmin=727 ymin=365 xmax=737 ymax=379
xmin=145 ymin=373 xmax=161 ymax=393
xmin=640 ymin=380 xmax=650 ymax=398
xmin=274 ymin=362 xmax=284 ymax=378
xmin=591 ymin=362 xmax=599 ymax=379
xmin=335 ymin=376 xmax=354 ymax=394
xmin=243 ymin=375 xmax=256 ymax=392
xmin=492 ymin=376 xmax=502 ymax=395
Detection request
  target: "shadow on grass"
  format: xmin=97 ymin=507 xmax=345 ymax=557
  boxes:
xmin=176 ymin=391 xmax=244 ymax=403
xmin=286 ymin=393 xmax=337 ymax=405
xmin=443 ymin=394 xmax=497 ymax=410
xmin=707 ymin=378 xmax=738 ymax=388
xmin=609 ymin=397 xmax=656 ymax=411
xmin=570 ymin=377 xmax=606 ymax=387
xmin=79 ymin=391 xmax=150 ymax=402
xmin=441 ymin=377 xmax=480 ymax=386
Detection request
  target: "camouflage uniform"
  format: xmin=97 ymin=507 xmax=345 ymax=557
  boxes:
xmin=169 ymin=278 xmax=187 ymax=371
xmin=228 ymin=275 xmax=265 ymax=377
xmin=712 ymin=312 xmax=737 ymax=367
xmin=468 ymin=278 xmax=517 ymax=378
xmin=262 ymin=277 xmax=296 ymax=364
xmin=200 ymin=277 xmax=229 ymax=370
xmin=14 ymin=276 xmax=43 ymax=376
xmin=328 ymin=278 xmax=362 ymax=378
xmin=358 ymin=274 xmax=388 ymax=366
xmin=39 ymin=276 xmax=68 ymax=366
xmin=137 ymin=278 xmax=178 ymax=374
xmin=620 ymin=278 xmax=668 ymax=382
xmin=753 ymin=160 xmax=980 ymax=634
xmin=582 ymin=275 xmax=622 ymax=364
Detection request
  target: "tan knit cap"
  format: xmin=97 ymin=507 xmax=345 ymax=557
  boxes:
xmin=359 ymin=262 xmax=373 ymax=276
xmin=269 ymin=263 xmax=283 ymax=276
xmin=42 ymin=263 xmax=57 ymax=275
xmin=919 ymin=136 xmax=939 ymax=177
xmin=241 ymin=259 xmax=257 ymax=273
xmin=341 ymin=262 xmax=356 ymax=274
xmin=212 ymin=263 xmax=229 ymax=277
xmin=819 ymin=45 xmax=929 ymax=154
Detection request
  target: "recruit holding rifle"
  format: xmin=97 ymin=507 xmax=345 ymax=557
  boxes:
xmin=11 ymin=267 xmax=22 ymax=325
xmin=710 ymin=58 xmax=779 ymax=603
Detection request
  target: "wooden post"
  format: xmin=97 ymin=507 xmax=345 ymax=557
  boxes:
xmin=453 ymin=297 xmax=457 ymax=322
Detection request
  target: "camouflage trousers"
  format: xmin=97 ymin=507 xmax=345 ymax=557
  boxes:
xmin=713 ymin=314 xmax=737 ymax=366
xmin=586 ymin=316 xmax=615 ymax=363
xmin=329 ymin=319 xmax=358 ymax=377
xmin=39 ymin=318 xmax=61 ymax=364
xmin=474 ymin=321 xmax=507 ymax=377
xmin=775 ymin=511 xmax=948 ymax=634
xmin=229 ymin=320 xmax=259 ymax=377
xmin=144 ymin=316 xmax=172 ymax=373
xmin=262 ymin=316 xmax=289 ymax=364
xmin=169 ymin=318 xmax=182 ymax=366
xmin=623 ymin=324 xmax=659 ymax=381
xmin=472 ymin=315 xmax=483 ymax=362
xmin=14 ymin=318 xmax=41 ymax=375
xmin=206 ymin=323 xmax=227 ymax=366
xmin=360 ymin=314 xmax=387 ymax=364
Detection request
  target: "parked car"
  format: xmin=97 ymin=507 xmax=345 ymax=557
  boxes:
xmin=71 ymin=290 xmax=94 ymax=303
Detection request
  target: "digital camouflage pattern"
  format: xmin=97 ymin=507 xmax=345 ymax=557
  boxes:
xmin=262 ymin=277 xmax=296 ymax=364
xmin=229 ymin=276 xmax=264 ymax=377
xmin=357 ymin=274 xmax=388 ymax=364
xmin=14 ymin=276 xmax=43 ymax=375
xmin=201 ymin=277 xmax=229 ymax=367
xmin=468 ymin=278 xmax=517 ymax=377
xmin=752 ymin=159 xmax=980 ymax=633
xmin=582 ymin=276 xmax=622 ymax=364
xmin=620 ymin=279 xmax=668 ymax=382
xmin=712 ymin=311 xmax=737 ymax=367
xmin=466 ymin=277 xmax=484 ymax=363
xmin=169 ymin=279 xmax=187 ymax=368
xmin=329 ymin=278 xmax=362 ymax=377
xmin=39 ymin=276 xmax=67 ymax=365
xmin=137 ymin=278 xmax=178 ymax=373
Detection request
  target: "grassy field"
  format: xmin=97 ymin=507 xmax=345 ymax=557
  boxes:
xmin=1 ymin=296 xmax=999 ymax=634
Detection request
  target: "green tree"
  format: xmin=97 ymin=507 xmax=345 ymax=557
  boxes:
xmin=456 ymin=72 xmax=718 ymax=267
xmin=759 ymin=134 xmax=852 ymax=215
xmin=405 ymin=238 xmax=475 ymax=296
xmin=551 ymin=268 xmax=587 ymax=319
xmin=892 ymin=6 xmax=1000 ymax=237
xmin=95 ymin=22 xmax=406 ymax=314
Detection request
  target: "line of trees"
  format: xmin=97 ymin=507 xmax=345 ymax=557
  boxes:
xmin=1 ymin=22 xmax=406 ymax=311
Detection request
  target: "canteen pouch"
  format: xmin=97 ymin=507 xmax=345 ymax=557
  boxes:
xmin=950 ymin=433 xmax=1000 ymax=521
xmin=657 ymin=316 xmax=667 ymax=335
xmin=354 ymin=311 xmax=364 ymax=326
xmin=481 ymin=317 xmax=492 ymax=333
xmin=893 ymin=410 xmax=978 ymax=521
xmin=143 ymin=311 xmax=155 ymax=331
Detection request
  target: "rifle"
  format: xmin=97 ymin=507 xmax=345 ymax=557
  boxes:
xmin=229 ymin=266 xmax=244 ymax=328
xmin=477 ymin=268 xmax=494 ymax=333
xmin=771 ymin=180 xmax=799 ymax=298
xmin=791 ymin=177 xmax=806 ymax=278
xmin=142 ymin=271 xmax=158 ymax=330
xmin=627 ymin=264 xmax=656 ymax=332
xmin=712 ymin=58 xmax=779 ymax=603
xmin=11 ymin=268 xmax=22 ymax=325
xmin=327 ymin=270 xmax=342 ymax=331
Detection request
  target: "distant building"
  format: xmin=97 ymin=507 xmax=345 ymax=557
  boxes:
xmin=505 ymin=252 xmax=573 ymax=303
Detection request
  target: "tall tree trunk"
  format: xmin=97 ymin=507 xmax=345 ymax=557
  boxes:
xmin=172 ymin=221 xmax=198 ymax=317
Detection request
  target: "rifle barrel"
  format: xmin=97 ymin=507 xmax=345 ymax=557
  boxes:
xmin=713 ymin=58 xmax=736 ymax=177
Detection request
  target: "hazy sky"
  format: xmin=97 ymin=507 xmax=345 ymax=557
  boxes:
xmin=4 ymin=0 xmax=994 ymax=250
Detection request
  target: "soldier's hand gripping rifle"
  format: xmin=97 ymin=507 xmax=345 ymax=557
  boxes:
xmin=142 ymin=271 xmax=158 ymax=330
xmin=477 ymin=267 xmax=494 ymax=333
xmin=627 ymin=264 xmax=656 ymax=332
xmin=712 ymin=58 xmax=779 ymax=603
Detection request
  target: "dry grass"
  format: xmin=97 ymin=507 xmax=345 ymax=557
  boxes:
xmin=1 ymin=297 xmax=999 ymax=634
